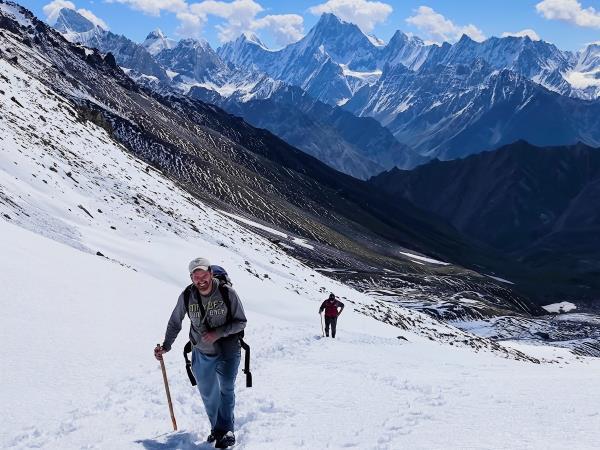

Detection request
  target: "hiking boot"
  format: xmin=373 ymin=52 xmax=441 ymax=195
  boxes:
xmin=207 ymin=430 xmax=223 ymax=443
xmin=215 ymin=431 xmax=235 ymax=448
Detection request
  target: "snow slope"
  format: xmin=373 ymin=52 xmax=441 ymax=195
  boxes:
xmin=2 ymin=219 xmax=599 ymax=450
xmin=1 ymin=23 xmax=600 ymax=450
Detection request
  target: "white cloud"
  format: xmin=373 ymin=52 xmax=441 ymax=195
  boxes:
xmin=43 ymin=0 xmax=75 ymax=23
xmin=76 ymin=9 xmax=110 ymax=29
xmin=309 ymin=0 xmax=392 ymax=32
xmin=107 ymin=0 xmax=188 ymax=17
xmin=405 ymin=6 xmax=485 ymax=43
xmin=190 ymin=0 xmax=263 ymax=41
xmin=253 ymin=14 xmax=304 ymax=46
xmin=43 ymin=0 xmax=109 ymax=29
xmin=103 ymin=0 xmax=304 ymax=45
xmin=536 ymin=0 xmax=600 ymax=28
xmin=175 ymin=10 xmax=206 ymax=37
xmin=183 ymin=0 xmax=304 ymax=44
xmin=189 ymin=0 xmax=263 ymax=18
xmin=501 ymin=29 xmax=541 ymax=41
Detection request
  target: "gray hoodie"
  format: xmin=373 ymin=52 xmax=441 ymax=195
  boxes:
xmin=162 ymin=278 xmax=247 ymax=355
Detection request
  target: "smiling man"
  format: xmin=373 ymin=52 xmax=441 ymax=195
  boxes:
xmin=154 ymin=257 xmax=247 ymax=449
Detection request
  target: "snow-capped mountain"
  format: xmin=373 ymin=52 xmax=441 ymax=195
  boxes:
xmin=51 ymin=7 xmax=419 ymax=179
xmin=52 ymin=7 xmax=600 ymax=173
xmin=577 ymin=42 xmax=600 ymax=73
xmin=346 ymin=57 xmax=600 ymax=160
xmin=155 ymin=37 xmax=231 ymax=84
xmin=216 ymin=31 xmax=269 ymax=68
xmin=298 ymin=12 xmax=380 ymax=71
xmin=564 ymin=42 xmax=600 ymax=98
xmin=217 ymin=13 xmax=600 ymax=161
xmin=142 ymin=28 xmax=176 ymax=56
xmin=218 ymin=14 xmax=377 ymax=105
xmin=53 ymin=7 xmax=168 ymax=83
xmin=218 ymin=13 xmax=600 ymax=105
xmin=380 ymin=30 xmax=431 ymax=71
xmin=425 ymin=34 xmax=574 ymax=94
xmin=217 ymin=14 xmax=433 ymax=107
xmin=53 ymin=7 xmax=104 ymax=48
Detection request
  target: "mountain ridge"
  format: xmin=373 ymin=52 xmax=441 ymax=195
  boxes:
xmin=370 ymin=140 xmax=600 ymax=304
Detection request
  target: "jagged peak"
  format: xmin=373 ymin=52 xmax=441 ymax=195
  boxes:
xmin=145 ymin=28 xmax=166 ymax=40
xmin=240 ymin=31 xmax=268 ymax=49
xmin=388 ymin=30 xmax=409 ymax=43
xmin=177 ymin=37 xmax=212 ymax=51
xmin=367 ymin=34 xmax=385 ymax=47
xmin=311 ymin=12 xmax=368 ymax=39
xmin=315 ymin=12 xmax=346 ymax=27
xmin=456 ymin=33 xmax=476 ymax=45
xmin=581 ymin=41 xmax=600 ymax=52
xmin=387 ymin=30 xmax=426 ymax=48
xmin=54 ymin=7 xmax=96 ymax=33
xmin=301 ymin=11 xmax=375 ymax=54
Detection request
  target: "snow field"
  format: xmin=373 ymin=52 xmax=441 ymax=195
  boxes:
xmin=2 ymin=216 xmax=600 ymax=450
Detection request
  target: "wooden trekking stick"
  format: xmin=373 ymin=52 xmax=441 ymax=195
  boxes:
xmin=157 ymin=344 xmax=178 ymax=431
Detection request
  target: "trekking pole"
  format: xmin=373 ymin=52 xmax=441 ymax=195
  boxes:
xmin=157 ymin=344 xmax=178 ymax=431
xmin=320 ymin=313 xmax=325 ymax=337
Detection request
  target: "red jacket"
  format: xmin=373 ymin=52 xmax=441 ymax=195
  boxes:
xmin=319 ymin=298 xmax=344 ymax=317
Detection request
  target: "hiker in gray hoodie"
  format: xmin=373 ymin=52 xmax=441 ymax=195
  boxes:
xmin=154 ymin=257 xmax=247 ymax=449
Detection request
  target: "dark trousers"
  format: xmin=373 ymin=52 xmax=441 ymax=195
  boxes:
xmin=324 ymin=316 xmax=338 ymax=338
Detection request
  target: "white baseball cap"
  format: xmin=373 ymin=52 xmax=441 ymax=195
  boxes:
xmin=188 ymin=257 xmax=211 ymax=274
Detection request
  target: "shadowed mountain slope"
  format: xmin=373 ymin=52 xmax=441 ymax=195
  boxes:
xmin=370 ymin=140 xmax=600 ymax=303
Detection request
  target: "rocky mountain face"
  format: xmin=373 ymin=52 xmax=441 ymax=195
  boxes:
xmin=370 ymin=141 xmax=600 ymax=304
xmin=186 ymin=82 xmax=423 ymax=179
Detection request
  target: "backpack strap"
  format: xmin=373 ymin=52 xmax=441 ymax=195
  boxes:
xmin=183 ymin=284 xmax=206 ymax=318
xmin=183 ymin=341 xmax=196 ymax=386
xmin=217 ymin=281 xmax=232 ymax=323
xmin=239 ymin=337 xmax=252 ymax=387
xmin=182 ymin=284 xmax=192 ymax=316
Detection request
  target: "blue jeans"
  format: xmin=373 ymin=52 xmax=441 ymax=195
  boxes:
xmin=191 ymin=347 xmax=241 ymax=433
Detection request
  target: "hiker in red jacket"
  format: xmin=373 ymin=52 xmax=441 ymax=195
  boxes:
xmin=319 ymin=293 xmax=344 ymax=338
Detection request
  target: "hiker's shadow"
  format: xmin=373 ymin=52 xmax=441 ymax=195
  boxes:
xmin=136 ymin=431 xmax=214 ymax=449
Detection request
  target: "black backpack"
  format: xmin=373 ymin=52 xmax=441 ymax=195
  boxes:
xmin=182 ymin=265 xmax=252 ymax=387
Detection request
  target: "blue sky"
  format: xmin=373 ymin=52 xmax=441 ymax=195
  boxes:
xmin=19 ymin=0 xmax=600 ymax=51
